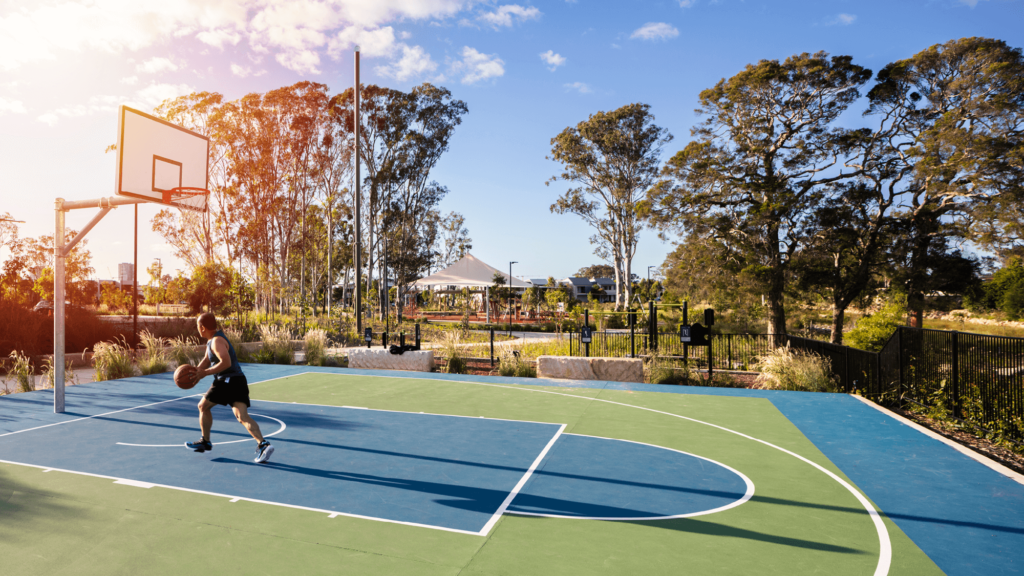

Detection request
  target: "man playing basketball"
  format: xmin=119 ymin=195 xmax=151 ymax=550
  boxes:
xmin=185 ymin=313 xmax=275 ymax=463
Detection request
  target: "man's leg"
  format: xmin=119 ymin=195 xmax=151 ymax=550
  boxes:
xmin=232 ymin=402 xmax=265 ymax=443
xmin=199 ymin=397 xmax=214 ymax=440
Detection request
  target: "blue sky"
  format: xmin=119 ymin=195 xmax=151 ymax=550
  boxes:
xmin=1 ymin=0 xmax=1021 ymax=283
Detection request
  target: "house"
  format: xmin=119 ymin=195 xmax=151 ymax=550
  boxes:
xmin=560 ymin=277 xmax=617 ymax=304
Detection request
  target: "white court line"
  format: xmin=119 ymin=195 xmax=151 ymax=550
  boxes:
xmin=256 ymin=397 xmax=562 ymax=426
xmin=0 ymin=372 xmax=308 ymax=440
xmin=478 ymin=424 xmax=566 ymax=536
xmin=505 ymin=433 xmax=755 ymax=522
xmin=115 ymin=414 xmax=287 ymax=448
xmin=0 ymin=457 xmax=482 ymax=536
xmin=462 ymin=381 xmax=893 ymax=576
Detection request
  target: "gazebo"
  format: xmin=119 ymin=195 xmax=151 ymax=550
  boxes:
xmin=413 ymin=254 xmax=531 ymax=322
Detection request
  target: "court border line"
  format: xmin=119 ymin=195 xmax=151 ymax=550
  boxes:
xmin=504 ymin=433 xmax=755 ymax=521
xmin=293 ymin=371 xmax=892 ymax=576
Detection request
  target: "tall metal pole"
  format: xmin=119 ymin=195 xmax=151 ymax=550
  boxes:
xmin=54 ymin=200 xmax=66 ymax=413
xmin=354 ymin=46 xmax=362 ymax=335
xmin=508 ymin=261 xmax=517 ymax=337
xmin=133 ymin=204 xmax=138 ymax=346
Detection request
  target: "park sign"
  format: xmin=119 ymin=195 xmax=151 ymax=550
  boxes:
xmin=680 ymin=323 xmax=709 ymax=346
xmin=581 ymin=325 xmax=593 ymax=344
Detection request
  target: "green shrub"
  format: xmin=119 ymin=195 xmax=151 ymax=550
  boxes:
xmin=93 ymin=338 xmax=136 ymax=381
xmin=137 ymin=330 xmax=170 ymax=375
xmin=645 ymin=353 xmax=698 ymax=385
xmin=846 ymin=292 xmax=906 ymax=352
xmin=754 ymin=346 xmax=836 ymax=392
xmin=6 ymin=351 xmax=35 ymax=393
xmin=304 ymin=329 xmax=328 ymax=366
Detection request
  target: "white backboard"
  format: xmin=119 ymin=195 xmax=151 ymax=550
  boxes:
xmin=115 ymin=106 xmax=209 ymax=212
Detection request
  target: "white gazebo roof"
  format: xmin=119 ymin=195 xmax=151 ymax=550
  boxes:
xmin=414 ymin=253 xmax=532 ymax=289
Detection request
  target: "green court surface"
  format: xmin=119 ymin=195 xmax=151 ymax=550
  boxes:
xmin=1 ymin=371 xmax=944 ymax=575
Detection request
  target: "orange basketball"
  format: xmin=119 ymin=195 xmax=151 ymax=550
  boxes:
xmin=174 ymin=364 xmax=198 ymax=389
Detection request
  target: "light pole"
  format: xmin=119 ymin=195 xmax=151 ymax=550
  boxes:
xmin=509 ymin=261 xmax=517 ymax=337
xmin=647 ymin=266 xmax=655 ymax=302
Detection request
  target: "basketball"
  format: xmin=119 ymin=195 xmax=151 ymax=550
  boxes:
xmin=174 ymin=364 xmax=198 ymax=389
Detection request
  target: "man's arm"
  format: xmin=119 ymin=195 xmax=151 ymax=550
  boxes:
xmin=196 ymin=337 xmax=231 ymax=379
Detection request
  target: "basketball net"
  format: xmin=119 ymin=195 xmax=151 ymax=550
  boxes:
xmin=162 ymin=186 xmax=209 ymax=211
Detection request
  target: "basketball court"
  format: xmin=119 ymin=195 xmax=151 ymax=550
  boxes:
xmin=3 ymin=365 xmax=1023 ymax=575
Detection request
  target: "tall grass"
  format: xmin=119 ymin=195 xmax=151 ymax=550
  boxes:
xmin=258 ymin=324 xmax=294 ymax=365
xmin=6 ymin=351 xmax=34 ymax=393
xmin=304 ymin=329 xmax=328 ymax=366
xmin=754 ymin=346 xmax=837 ymax=392
xmin=497 ymin=348 xmax=536 ymax=378
xmin=437 ymin=330 xmax=467 ymax=374
xmin=92 ymin=338 xmax=136 ymax=381
xmin=644 ymin=351 xmax=699 ymax=385
xmin=137 ymin=330 xmax=170 ymax=375
xmin=170 ymin=335 xmax=204 ymax=366
xmin=41 ymin=356 xmax=78 ymax=390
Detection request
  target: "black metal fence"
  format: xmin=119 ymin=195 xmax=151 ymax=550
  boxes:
xmin=566 ymin=325 xmax=1024 ymax=443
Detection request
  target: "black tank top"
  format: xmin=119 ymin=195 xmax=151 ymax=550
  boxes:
xmin=207 ymin=330 xmax=243 ymax=379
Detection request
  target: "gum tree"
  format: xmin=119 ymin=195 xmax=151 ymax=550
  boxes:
xmin=649 ymin=52 xmax=871 ymax=340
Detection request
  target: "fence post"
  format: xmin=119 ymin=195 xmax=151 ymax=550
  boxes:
xmin=708 ymin=336 xmax=713 ymax=383
xmin=951 ymin=330 xmax=961 ymax=419
xmin=490 ymin=326 xmax=495 ymax=367
xmin=682 ymin=301 xmax=688 ymax=367
xmin=649 ymin=301 xmax=657 ymax=352
xmin=897 ymin=326 xmax=904 ymax=408
xmin=728 ymin=335 xmax=733 ymax=370
xmin=415 ymin=323 xmax=421 ymax=350
xmin=584 ymin=309 xmax=590 ymax=358
xmin=630 ymin=308 xmax=635 ymax=359
xmin=845 ymin=345 xmax=850 ymax=393
xmin=875 ymin=349 xmax=881 ymax=399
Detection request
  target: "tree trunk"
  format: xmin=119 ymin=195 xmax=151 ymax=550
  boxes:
xmin=830 ymin=302 xmax=845 ymax=345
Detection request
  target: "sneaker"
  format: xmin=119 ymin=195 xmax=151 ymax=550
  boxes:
xmin=186 ymin=438 xmax=212 ymax=452
xmin=255 ymin=441 xmax=274 ymax=463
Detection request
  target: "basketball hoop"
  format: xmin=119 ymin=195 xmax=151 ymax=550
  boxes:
xmin=162 ymin=186 xmax=209 ymax=211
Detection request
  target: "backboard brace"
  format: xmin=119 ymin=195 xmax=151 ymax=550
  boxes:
xmin=51 ymin=106 xmax=211 ymax=413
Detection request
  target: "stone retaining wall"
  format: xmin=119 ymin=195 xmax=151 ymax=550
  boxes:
xmin=537 ymin=355 xmax=644 ymax=383
xmin=348 ymin=349 xmax=434 ymax=372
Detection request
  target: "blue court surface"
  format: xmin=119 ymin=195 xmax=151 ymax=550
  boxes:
xmin=1 ymin=364 xmax=1023 ymax=576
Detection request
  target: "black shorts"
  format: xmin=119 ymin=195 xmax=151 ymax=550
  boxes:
xmin=204 ymin=374 xmax=250 ymax=408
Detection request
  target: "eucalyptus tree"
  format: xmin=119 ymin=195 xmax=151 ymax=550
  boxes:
xmin=649 ymin=52 xmax=871 ymax=339
xmin=434 ymin=211 xmax=472 ymax=272
xmin=549 ymin=103 xmax=671 ymax=310
xmin=865 ymin=37 xmax=1024 ymax=326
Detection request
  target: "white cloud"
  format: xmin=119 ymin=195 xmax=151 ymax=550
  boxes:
xmin=0 ymin=0 xmax=249 ymax=71
xmin=133 ymin=82 xmax=195 ymax=108
xmin=630 ymin=22 xmax=679 ymax=41
xmin=540 ymin=50 xmax=565 ymax=71
xmin=376 ymin=44 xmax=437 ymax=81
xmin=38 ymin=113 xmax=59 ymax=126
xmin=276 ymin=50 xmax=322 ymax=74
xmin=564 ymin=81 xmax=591 ymax=94
xmin=197 ymin=29 xmax=242 ymax=48
xmin=479 ymin=5 xmax=541 ymax=28
xmin=137 ymin=57 xmax=179 ymax=74
xmin=231 ymin=63 xmax=251 ymax=77
xmin=826 ymin=13 xmax=857 ymax=25
xmin=0 ymin=97 xmax=26 ymax=114
xmin=452 ymin=46 xmax=504 ymax=84
xmin=679 ymin=0 xmax=696 ymax=7
xmin=121 ymin=76 xmax=139 ymax=85
xmin=958 ymin=0 xmax=986 ymax=6
xmin=35 ymin=94 xmax=125 ymax=124
xmin=328 ymin=26 xmax=398 ymax=59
